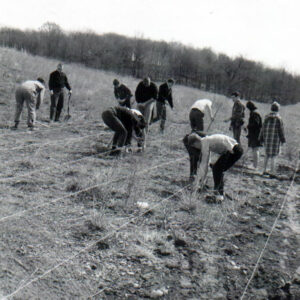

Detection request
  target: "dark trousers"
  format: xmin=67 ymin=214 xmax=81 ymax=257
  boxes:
xmin=50 ymin=89 xmax=64 ymax=121
xmin=189 ymin=108 xmax=204 ymax=131
xmin=233 ymin=126 xmax=242 ymax=143
xmin=183 ymin=134 xmax=201 ymax=177
xmin=151 ymin=102 xmax=166 ymax=131
xmin=102 ymin=109 xmax=127 ymax=148
xmin=212 ymin=144 xmax=243 ymax=195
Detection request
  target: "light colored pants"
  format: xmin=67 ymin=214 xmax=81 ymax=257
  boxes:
xmin=137 ymin=101 xmax=156 ymax=132
xmin=15 ymin=87 xmax=36 ymax=127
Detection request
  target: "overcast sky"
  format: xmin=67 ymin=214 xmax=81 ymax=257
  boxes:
xmin=1 ymin=0 xmax=300 ymax=74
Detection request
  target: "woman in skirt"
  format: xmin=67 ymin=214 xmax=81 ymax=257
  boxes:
xmin=246 ymin=101 xmax=262 ymax=169
xmin=259 ymin=102 xmax=286 ymax=175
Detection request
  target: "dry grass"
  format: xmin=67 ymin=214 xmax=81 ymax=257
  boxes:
xmin=0 ymin=46 xmax=299 ymax=299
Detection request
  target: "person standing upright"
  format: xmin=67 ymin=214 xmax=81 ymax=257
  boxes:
xmin=113 ymin=79 xmax=133 ymax=108
xmin=153 ymin=78 xmax=175 ymax=133
xmin=246 ymin=101 xmax=262 ymax=169
xmin=226 ymin=92 xmax=245 ymax=143
xmin=48 ymin=63 xmax=72 ymax=122
xmin=135 ymin=77 xmax=158 ymax=131
xmin=259 ymin=101 xmax=286 ymax=175
xmin=13 ymin=78 xmax=46 ymax=130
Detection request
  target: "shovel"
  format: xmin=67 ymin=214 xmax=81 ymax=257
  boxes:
xmin=64 ymin=93 xmax=72 ymax=121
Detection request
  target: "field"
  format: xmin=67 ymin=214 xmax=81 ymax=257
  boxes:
xmin=0 ymin=47 xmax=299 ymax=299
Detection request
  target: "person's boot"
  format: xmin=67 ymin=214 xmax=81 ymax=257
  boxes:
xmin=11 ymin=121 xmax=19 ymax=130
xmin=54 ymin=110 xmax=61 ymax=122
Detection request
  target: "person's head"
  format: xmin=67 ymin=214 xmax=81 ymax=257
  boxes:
xmin=231 ymin=91 xmax=240 ymax=101
xmin=271 ymin=101 xmax=280 ymax=112
xmin=187 ymin=133 xmax=203 ymax=149
xmin=167 ymin=78 xmax=175 ymax=88
xmin=57 ymin=63 xmax=63 ymax=72
xmin=37 ymin=77 xmax=45 ymax=85
xmin=246 ymin=101 xmax=257 ymax=111
xmin=143 ymin=77 xmax=151 ymax=87
xmin=113 ymin=79 xmax=120 ymax=87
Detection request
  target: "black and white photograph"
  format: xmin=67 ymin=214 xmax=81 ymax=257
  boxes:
xmin=0 ymin=0 xmax=299 ymax=299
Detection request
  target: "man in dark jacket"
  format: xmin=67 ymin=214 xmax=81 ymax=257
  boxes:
xmin=48 ymin=63 xmax=72 ymax=122
xmin=135 ymin=77 xmax=158 ymax=131
xmin=113 ymin=79 xmax=133 ymax=108
xmin=152 ymin=78 xmax=174 ymax=132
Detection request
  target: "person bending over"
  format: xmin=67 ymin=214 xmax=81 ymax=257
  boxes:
xmin=189 ymin=99 xmax=213 ymax=131
xmin=14 ymin=78 xmax=46 ymax=130
xmin=186 ymin=133 xmax=243 ymax=201
xmin=102 ymin=106 xmax=146 ymax=156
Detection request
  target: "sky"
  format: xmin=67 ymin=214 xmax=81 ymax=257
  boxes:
xmin=1 ymin=0 xmax=300 ymax=74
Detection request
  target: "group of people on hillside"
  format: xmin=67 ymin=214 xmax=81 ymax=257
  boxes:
xmin=12 ymin=62 xmax=286 ymax=202
xmin=184 ymin=93 xmax=285 ymax=201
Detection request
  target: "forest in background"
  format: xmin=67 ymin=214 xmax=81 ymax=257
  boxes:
xmin=0 ymin=22 xmax=299 ymax=104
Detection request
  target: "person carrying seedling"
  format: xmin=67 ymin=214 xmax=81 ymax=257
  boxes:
xmin=151 ymin=78 xmax=175 ymax=133
xmin=245 ymin=101 xmax=262 ymax=169
xmin=185 ymin=133 xmax=243 ymax=202
xmin=189 ymin=99 xmax=214 ymax=131
xmin=135 ymin=77 xmax=158 ymax=132
xmin=113 ymin=79 xmax=133 ymax=108
xmin=48 ymin=63 xmax=72 ymax=122
xmin=13 ymin=78 xmax=46 ymax=130
xmin=225 ymin=91 xmax=245 ymax=143
xmin=259 ymin=101 xmax=286 ymax=176
xmin=102 ymin=106 xmax=146 ymax=156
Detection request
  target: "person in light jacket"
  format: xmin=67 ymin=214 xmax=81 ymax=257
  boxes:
xmin=13 ymin=78 xmax=46 ymax=130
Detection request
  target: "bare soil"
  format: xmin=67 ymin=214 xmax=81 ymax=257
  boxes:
xmin=0 ymin=47 xmax=299 ymax=299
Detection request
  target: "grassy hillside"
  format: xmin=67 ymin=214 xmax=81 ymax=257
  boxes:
xmin=0 ymin=47 xmax=299 ymax=299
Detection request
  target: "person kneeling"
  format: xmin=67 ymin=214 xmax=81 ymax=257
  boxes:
xmin=185 ymin=133 xmax=243 ymax=201
xmin=102 ymin=106 xmax=146 ymax=156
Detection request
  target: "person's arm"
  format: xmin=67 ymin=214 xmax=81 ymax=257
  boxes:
xmin=152 ymin=83 xmax=158 ymax=100
xmin=207 ymin=103 xmax=213 ymax=120
xmin=167 ymin=87 xmax=173 ymax=108
xmin=197 ymin=140 xmax=210 ymax=188
xmin=48 ymin=73 xmax=54 ymax=95
xmin=114 ymin=87 xmax=119 ymax=99
xmin=64 ymin=73 xmax=72 ymax=92
xmin=135 ymin=83 xmax=142 ymax=103
xmin=277 ymin=118 xmax=286 ymax=144
xmin=36 ymin=86 xmax=45 ymax=109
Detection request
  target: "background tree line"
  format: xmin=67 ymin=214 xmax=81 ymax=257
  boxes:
xmin=0 ymin=22 xmax=299 ymax=104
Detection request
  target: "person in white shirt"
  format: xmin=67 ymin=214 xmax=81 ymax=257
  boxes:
xmin=13 ymin=78 xmax=46 ymax=130
xmin=189 ymin=99 xmax=213 ymax=131
xmin=186 ymin=133 xmax=243 ymax=201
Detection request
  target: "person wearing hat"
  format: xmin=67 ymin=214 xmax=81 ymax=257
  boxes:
xmin=246 ymin=101 xmax=262 ymax=169
xmin=185 ymin=132 xmax=243 ymax=201
xmin=102 ymin=106 xmax=146 ymax=156
xmin=225 ymin=92 xmax=245 ymax=143
xmin=113 ymin=79 xmax=133 ymax=108
xmin=151 ymin=78 xmax=175 ymax=133
xmin=48 ymin=63 xmax=72 ymax=122
xmin=13 ymin=78 xmax=46 ymax=130
xmin=189 ymin=99 xmax=214 ymax=131
xmin=135 ymin=77 xmax=158 ymax=132
xmin=259 ymin=101 xmax=286 ymax=175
